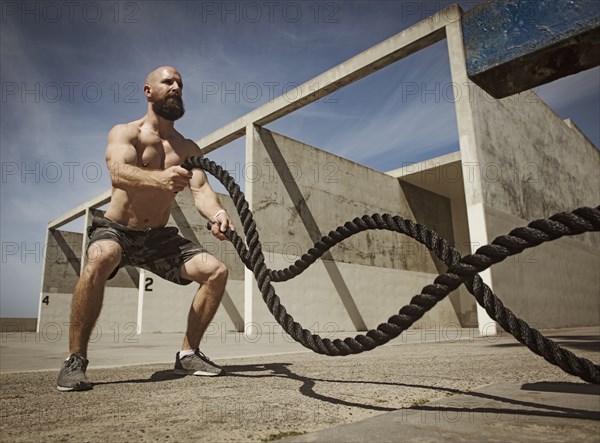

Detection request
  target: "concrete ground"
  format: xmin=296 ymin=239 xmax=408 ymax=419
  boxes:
xmin=0 ymin=326 xmax=598 ymax=442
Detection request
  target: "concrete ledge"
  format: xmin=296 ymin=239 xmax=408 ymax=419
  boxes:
xmin=286 ymin=382 xmax=600 ymax=442
xmin=0 ymin=318 xmax=37 ymax=333
xmin=462 ymin=0 xmax=600 ymax=98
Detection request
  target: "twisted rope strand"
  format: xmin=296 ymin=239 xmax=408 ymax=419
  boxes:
xmin=182 ymin=156 xmax=600 ymax=384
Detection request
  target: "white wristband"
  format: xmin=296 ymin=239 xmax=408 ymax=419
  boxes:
xmin=213 ymin=209 xmax=226 ymax=222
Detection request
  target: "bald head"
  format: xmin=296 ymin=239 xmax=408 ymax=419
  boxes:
xmin=145 ymin=66 xmax=181 ymax=86
xmin=144 ymin=66 xmax=184 ymax=103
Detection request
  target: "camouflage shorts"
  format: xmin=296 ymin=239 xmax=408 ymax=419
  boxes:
xmin=86 ymin=216 xmax=207 ymax=285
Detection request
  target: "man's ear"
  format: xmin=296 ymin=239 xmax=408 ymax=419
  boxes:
xmin=144 ymin=84 xmax=152 ymax=99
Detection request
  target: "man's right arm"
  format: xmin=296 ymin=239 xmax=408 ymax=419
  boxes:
xmin=105 ymin=125 xmax=191 ymax=192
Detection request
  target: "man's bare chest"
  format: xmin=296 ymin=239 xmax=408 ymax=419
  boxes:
xmin=137 ymin=138 xmax=186 ymax=170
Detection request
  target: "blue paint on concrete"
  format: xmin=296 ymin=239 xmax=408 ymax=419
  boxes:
xmin=463 ymin=0 xmax=600 ymax=75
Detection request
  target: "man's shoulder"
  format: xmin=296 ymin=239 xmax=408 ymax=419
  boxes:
xmin=108 ymin=121 xmax=142 ymax=143
xmin=180 ymin=136 xmax=203 ymax=158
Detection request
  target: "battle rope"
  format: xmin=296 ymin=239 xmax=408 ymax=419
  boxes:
xmin=182 ymin=156 xmax=600 ymax=384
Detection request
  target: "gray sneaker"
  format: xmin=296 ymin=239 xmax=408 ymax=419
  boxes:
xmin=56 ymin=353 xmax=92 ymax=392
xmin=174 ymin=349 xmax=225 ymax=376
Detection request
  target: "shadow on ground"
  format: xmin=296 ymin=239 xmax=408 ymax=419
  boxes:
xmin=490 ymin=334 xmax=600 ymax=352
xmin=92 ymin=362 xmax=599 ymax=421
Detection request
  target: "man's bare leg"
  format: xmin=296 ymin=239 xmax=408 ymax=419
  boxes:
xmin=179 ymin=253 xmax=228 ymax=350
xmin=69 ymin=240 xmax=121 ymax=358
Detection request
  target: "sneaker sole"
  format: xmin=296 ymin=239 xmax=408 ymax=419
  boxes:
xmin=173 ymin=368 xmax=222 ymax=377
xmin=56 ymin=383 xmax=92 ymax=392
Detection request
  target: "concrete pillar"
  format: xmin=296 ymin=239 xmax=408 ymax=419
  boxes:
xmin=446 ymin=18 xmax=497 ymax=336
xmin=244 ymin=123 xmax=258 ymax=336
xmin=79 ymin=207 xmax=93 ymax=274
xmin=36 ymin=227 xmax=52 ymax=333
xmin=136 ymin=269 xmax=145 ymax=334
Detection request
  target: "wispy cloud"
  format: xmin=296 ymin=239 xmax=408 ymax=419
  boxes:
xmin=536 ymin=67 xmax=600 ymax=113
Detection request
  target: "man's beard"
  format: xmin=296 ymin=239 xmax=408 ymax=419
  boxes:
xmin=152 ymin=94 xmax=185 ymax=121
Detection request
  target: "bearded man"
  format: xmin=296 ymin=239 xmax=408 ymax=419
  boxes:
xmin=57 ymin=66 xmax=234 ymax=391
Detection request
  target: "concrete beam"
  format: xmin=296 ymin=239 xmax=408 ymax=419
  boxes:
xmin=195 ymin=5 xmax=462 ymax=154
xmin=463 ymin=0 xmax=600 ymax=98
xmin=387 ymin=151 xmax=461 ymax=178
xmin=48 ymin=190 xmax=111 ymax=230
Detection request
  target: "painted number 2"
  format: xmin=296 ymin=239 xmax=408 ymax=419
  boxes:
xmin=145 ymin=277 xmax=154 ymax=292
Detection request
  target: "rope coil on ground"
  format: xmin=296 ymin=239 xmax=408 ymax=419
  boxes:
xmin=182 ymin=156 xmax=600 ymax=384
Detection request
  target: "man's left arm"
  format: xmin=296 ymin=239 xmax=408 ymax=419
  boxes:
xmin=187 ymin=156 xmax=235 ymax=241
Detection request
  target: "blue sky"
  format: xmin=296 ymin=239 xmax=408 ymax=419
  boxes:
xmin=1 ymin=0 xmax=599 ymax=317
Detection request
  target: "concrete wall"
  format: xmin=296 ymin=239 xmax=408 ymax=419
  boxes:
xmin=447 ymin=17 xmax=600 ymax=332
xmin=39 ymin=228 xmax=140 ymax=335
xmin=468 ymin=87 xmax=600 ymax=328
xmin=389 ymin=153 xmax=478 ymax=327
xmin=140 ymin=271 xmax=244 ymax=334
xmin=38 ymin=229 xmax=81 ymax=334
xmin=38 ymin=189 xmax=244 ymax=335
xmin=140 ymin=188 xmax=244 ymax=333
xmin=247 ymin=126 xmax=465 ymax=331
xmin=472 ymin=93 xmax=600 ymax=224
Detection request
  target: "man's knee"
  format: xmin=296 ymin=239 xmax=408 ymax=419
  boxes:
xmin=84 ymin=241 xmax=121 ymax=279
xmin=203 ymin=260 xmax=228 ymax=286
xmin=181 ymin=254 xmax=228 ymax=285
xmin=212 ymin=261 xmax=228 ymax=283
xmin=196 ymin=259 xmax=228 ymax=286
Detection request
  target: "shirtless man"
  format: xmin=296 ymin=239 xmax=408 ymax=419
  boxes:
xmin=57 ymin=66 xmax=235 ymax=391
